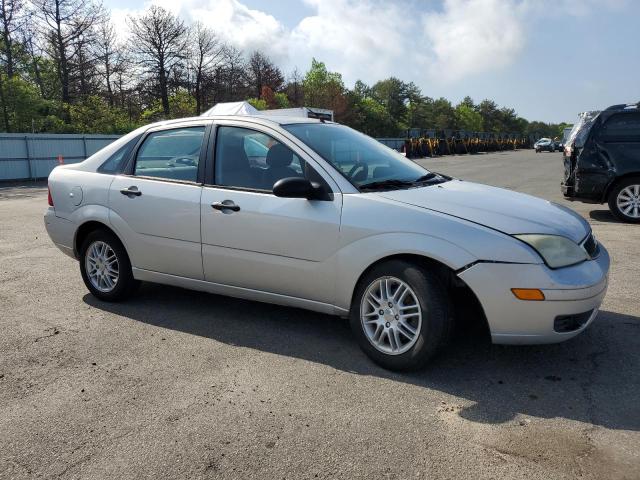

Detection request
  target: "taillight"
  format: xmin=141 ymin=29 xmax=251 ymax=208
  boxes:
xmin=564 ymin=145 xmax=572 ymax=158
xmin=47 ymin=186 xmax=54 ymax=206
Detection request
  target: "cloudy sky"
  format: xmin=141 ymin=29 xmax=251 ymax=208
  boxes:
xmin=107 ymin=0 xmax=638 ymax=123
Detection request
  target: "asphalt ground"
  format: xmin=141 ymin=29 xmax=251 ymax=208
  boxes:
xmin=1 ymin=149 xmax=639 ymax=479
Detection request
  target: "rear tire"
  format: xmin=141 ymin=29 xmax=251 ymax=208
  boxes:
xmin=79 ymin=229 xmax=139 ymax=301
xmin=608 ymin=177 xmax=640 ymax=223
xmin=349 ymin=260 xmax=452 ymax=371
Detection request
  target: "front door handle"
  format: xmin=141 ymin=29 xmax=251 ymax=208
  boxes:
xmin=120 ymin=186 xmax=142 ymax=197
xmin=211 ymin=200 xmax=240 ymax=212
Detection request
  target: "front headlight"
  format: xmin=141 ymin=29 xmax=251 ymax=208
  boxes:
xmin=515 ymin=234 xmax=588 ymax=269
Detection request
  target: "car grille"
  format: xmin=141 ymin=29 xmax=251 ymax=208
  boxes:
xmin=582 ymin=233 xmax=600 ymax=259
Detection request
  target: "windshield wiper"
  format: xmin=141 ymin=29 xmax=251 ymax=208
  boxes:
xmin=414 ymin=172 xmax=451 ymax=184
xmin=359 ymin=173 xmax=451 ymax=191
xmin=359 ymin=179 xmax=415 ymax=191
xmin=414 ymin=173 xmax=437 ymax=182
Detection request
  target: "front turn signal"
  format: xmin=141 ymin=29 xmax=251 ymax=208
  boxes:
xmin=511 ymin=288 xmax=545 ymax=301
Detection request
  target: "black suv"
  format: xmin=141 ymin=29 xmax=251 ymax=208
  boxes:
xmin=562 ymin=103 xmax=640 ymax=222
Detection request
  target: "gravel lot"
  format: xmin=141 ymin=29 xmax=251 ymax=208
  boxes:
xmin=1 ymin=149 xmax=639 ymax=479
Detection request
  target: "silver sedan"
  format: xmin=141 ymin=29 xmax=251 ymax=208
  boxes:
xmin=44 ymin=115 xmax=609 ymax=371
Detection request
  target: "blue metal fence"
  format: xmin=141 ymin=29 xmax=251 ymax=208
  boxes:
xmin=0 ymin=134 xmax=121 ymax=181
xmin=376 ymin=138 xmax=405 ymax=151
xmin=0 ymin=132 xmax=406 ymax=181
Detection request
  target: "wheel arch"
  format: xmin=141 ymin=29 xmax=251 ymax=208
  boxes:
xmin=74 ymin=220 xmax=126 ymax=259
xmin=348 ymin=253 xmax=489 ymax=335
xmin=603 ymin=172 xmax=640 ymax=202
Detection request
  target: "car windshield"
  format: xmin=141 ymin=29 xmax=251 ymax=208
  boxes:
xmin=567 ymin=111 xmax=600 ymax=148
xmin=283 ymin=123 xmax=447 ymax=190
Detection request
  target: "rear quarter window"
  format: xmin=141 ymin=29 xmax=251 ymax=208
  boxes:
xmin=98 ymin=136 xmax=140 ymax=174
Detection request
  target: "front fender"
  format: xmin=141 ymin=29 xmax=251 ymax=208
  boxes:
xmin=334 ymin=232 xmax=477 ymax=311
xmin=334 ymin=195 xmax=543 ymax=311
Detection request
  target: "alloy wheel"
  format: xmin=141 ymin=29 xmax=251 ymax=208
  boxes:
xmin=360 ymin=276 xmax=422 ymax=355
xmin=85 ymin=240 xmax=119 ymax=292
xmin=616 ymin=184 xmax=640 ymax=219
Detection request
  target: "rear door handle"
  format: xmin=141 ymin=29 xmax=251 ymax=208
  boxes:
xmin=120 ymin=186 xmax=142 ymax=197
xmin=211 ymin=200 xmax=240 ymax=212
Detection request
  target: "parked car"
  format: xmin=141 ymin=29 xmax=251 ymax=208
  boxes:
xmin=534 ymin=138 xmax=555 ymax=152
xmin=554 ymin=140 xmax=564 ymax=152
xmin=562 ymin=103 xmax=640 ymax=222
xmin=45 ymin=115 xmax=609 ymax=371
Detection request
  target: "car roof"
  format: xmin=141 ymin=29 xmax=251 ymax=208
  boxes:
xmin=604 ymin=102 xmax=639 ymax=112
xmin=147 ymin=114 xmax=331 ymax=130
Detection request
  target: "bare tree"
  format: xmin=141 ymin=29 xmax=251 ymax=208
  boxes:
xmin=22 ymin=23 xmax=46 ymax=97
xmin=0 ymin=70 xmax=8 ymax=130
xmin=247 ymin=51 xmax=283 ymax=98
xmin=0 ymin=0 xmax=25 ymax=78
xmin=189 ymin=21 xmax=223 ymax=114
xmin=220 ymin=44 xmax=245 ymax=101
xmin=73 ymin=29 xmax=100 ymax=97
xmin=128 ymin=5 xmax=187 ymax=116
xmin=285 ymin=67 xmax=304 ymax=107
xmin=36 ymin=0 xmax=104 ymax=103
xmin=93 ymin=18 xmax=117 ymax=105
xmin=0 ymin=0 xmax=25 ymax=130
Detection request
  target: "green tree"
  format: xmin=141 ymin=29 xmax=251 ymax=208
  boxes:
xmin=455 ymin=103 xmax=483 ymax=132
xmin=343 ymin=89 xmax=398 ymax=137
xmin=459 ymin=96 xmax=475 ymax=109
xmin=273 ymin=92 xmax=289 ymax=108
xmin=69 ymin=95 xmax=137 ymax=133
xmin=302 ymin=58 xmax=347 ymax=119
xmin=141 ymin=89 xmax=195 ymax=122
xmin=477 ymin=99 xmax=501 ymax=132
xmin=407 ymin=95 xmax=433 ymax=131
xmin=432 ymin=97 xmax=456 ymax=130
xmin=370 ymin=77 xmax=409 ymax=125
xmin=246 ymin=97 xmax=267 ymax=110
xmin=0 ymin=75 xmax=53 ymax=132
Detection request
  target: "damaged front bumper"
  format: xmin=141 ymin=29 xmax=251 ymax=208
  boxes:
xmin=458 ymin=245 xmax=610 ymax=344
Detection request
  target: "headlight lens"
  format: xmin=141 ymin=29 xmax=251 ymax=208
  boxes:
xmin=515 ymin=234 xmax=588 ymax=269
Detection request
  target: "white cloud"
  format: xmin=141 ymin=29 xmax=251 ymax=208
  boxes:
xmin=186 ymin=0 xmax=290 ymax=62
xmin=423 ymin=0 xmax=525 ymax=82
xmin=111 ymin=0 xmax=625 ymax=86
xmin=193 ymin=0 xmax=529 ymax=85
xmin=289 ymin=0 xmax=418 ymax=84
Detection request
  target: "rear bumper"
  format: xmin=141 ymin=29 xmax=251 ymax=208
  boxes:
xmin=44 ymin=208 xmax=76 ymax=259
xmin=458 ymin=245 xmax=610 ymax=344
xmin=563 ymin=168 xmax=612 ymax=203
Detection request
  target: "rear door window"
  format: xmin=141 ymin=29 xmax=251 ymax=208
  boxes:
xmin=600 ymin=113 xmax=640 ymax=142
xmin=134 ymin=127 xmax=205 ymax=182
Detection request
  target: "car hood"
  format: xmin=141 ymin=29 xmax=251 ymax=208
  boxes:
xmin=376 ymin=180 xmax=590 ymax=242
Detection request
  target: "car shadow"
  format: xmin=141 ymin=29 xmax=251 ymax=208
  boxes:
xmin=589 ymin=209 xmax=624 ymax=224
xmin=83 ymin=282 xmax=640 ymax=431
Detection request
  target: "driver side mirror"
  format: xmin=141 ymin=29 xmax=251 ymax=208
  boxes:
xmin=272 ymin=177 xmax=330 ymax=201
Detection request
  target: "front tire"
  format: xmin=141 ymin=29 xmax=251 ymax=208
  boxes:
xmin=608 ymin=177 xmax=640 ymax=223
xmin=350 ymin=260 xmax=452 ymax=371
xmin=79 ymin=229 xmax=139 ymax=301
